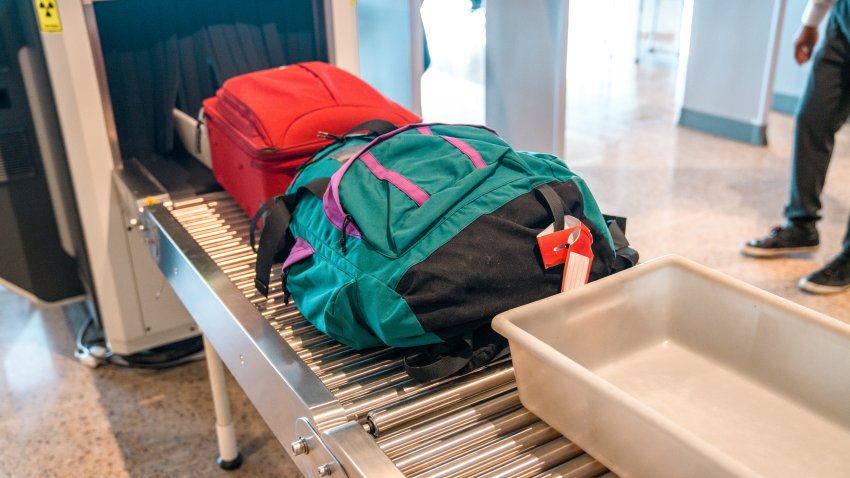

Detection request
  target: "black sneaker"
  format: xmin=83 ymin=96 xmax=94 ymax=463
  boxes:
xmin=799 ymin=251 xmax=850 ymax=294
xmin=740 ymin=223 xmax=819 ymax=257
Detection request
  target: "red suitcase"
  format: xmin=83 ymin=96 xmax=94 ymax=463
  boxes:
xmin=203 ymin=62 xmax=421 ymax=217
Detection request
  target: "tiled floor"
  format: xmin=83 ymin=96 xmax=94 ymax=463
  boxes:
xmin=4 ymin=5 xmax=850 ymax=477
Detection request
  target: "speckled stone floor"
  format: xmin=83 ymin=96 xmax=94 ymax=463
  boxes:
xmin=4 ymin=5 xmax=850 ymax=477
xmin=565 ymin=59 xmax=850 ymax=325
xmin=0 ymin=286 xmax=302 ymax=478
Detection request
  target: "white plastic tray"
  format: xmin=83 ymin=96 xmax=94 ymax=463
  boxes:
xmin=493 ymin=255 xmax=850 ymax=477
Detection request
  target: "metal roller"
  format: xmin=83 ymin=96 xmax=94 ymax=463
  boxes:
xmin=266 ymin=315 xmax=306 ymax=328
xmin=332 ymin=370 xmax=413 ymax=402
xmin=222 ymin=263 xmax=252 ymax=275
xmin=264 ymin=307 xmax=303 ymax=322
xmin=235 ymin=280 xmax=263 ymax=293
xmin=377 ymin=385 xmax=520 ymax=457
xmin=215 ymin=253 xmax=258 ymax=268
xmin=250 ymin=289 xmax=288 ymax=304
xmin=258 ymin=299 xmax=298 ymax=313
xmin=231 ymin=269 xmax=260 ymax=281
xmin=210 ymin=251 xmax=251 ymax=265
xmin=275 ymin=322 xmax=316 ymax=339
xmin=172 ymin=201 xmax=242 ymax=216
xmin=343 ymin=378 xmax=428 ymax=419
xmin=246 ymin=274 xmax=283 ymax=290
xmin=208 ymin=245 xmax=255 ymax=260
xmin=367 ymin=361 xmax=516 ymax=435
xmin=183 ymin=218 xmax=237 ymax=231
xmin=170 ymin=197 xmax=224 ymax=209
xmin=182 ymin=217 xmax=225 ymax=229
xmin=176 ymin=215 xmax=227 ymax=228
xmin=409 ymin=421 xmax=561 ymax=478
xmin=233 ymin=267 xmax=280 ymax=286
xmin=259 ymin=302 xmax=300 ymax=317
xmin=296 ymin=342 xmax=350 ymax=360
xmin=286 ymin=330 xmax=341 ymax=351
xmin=344 ymin=359 xmax=514 ymax=419
xmin=205 ymin=205 xmax=250 ymax=216
xmin=268 ymin=318 xmax=308 ymax=334
xmin=195 ymin=229 xmax=239 ymax=244
xmin=532 ymin=454 xmax=608 ymax=478
xmin=170 ymin=204 xmax=217 ymax=217
xmin=208 ymin=247 xmax=254 ymax=262
xmin=309 ymin=348 xmax=399 ymax=375
xmin=192 ymin=235 xmax=241 ymax=249
xmin=195 ymin=232 xmax=241 ymax=246
xmin=225 ymin=269 xmax=257 ymax=282
xmin=320 ymin=356 xmax=406 ymax=389
xmin=218 ymin=259 xmax=258 ymax=274
xmin=268 ymin=315 xmax=308 ymax=332
xmin=204 ymin=240 xmax=247 ymax=254
xmin=189 ymin=226 xmax=241 ymax=239
xmin=477 ymin=438 xmax=583 ymax=478
xmin=170 ymin=196 xmax=206 ymax=208
xmin=184 ymin=219 xmax=247 ymax=235
xmin=393 ymin=408 xmax=539 ymax=475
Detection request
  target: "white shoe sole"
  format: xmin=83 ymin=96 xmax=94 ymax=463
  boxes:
xmin=740 ymin=244 xmax=819 ymax=258
xmin=798 ymin=278 xmax=850 ymax=294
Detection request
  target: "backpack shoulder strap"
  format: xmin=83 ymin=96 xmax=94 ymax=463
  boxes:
xmin=253 ymin=178 xmax=330 ymax=296
xmin=343 ymin=119 xmax=398 ymax=137
xmin=604 ymin=215 xmax=639 ymax=271
xmin=534 ymin=183 xmax=566 ymax=231
xmin=403 ymin=327 xmax=507 ymax=383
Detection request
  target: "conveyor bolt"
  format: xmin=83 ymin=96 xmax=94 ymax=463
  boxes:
xmin=317 ymin=463 xmax=334 ymax=476
xmin=290 ymin=438 xmax=309 ymax=456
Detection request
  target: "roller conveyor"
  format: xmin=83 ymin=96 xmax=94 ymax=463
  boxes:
xmin=141 ymin=192 xmax=614 ymax=478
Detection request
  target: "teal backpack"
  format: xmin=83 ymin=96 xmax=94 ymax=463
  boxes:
xmin=253 ymin=122 xmax=636 ymax=381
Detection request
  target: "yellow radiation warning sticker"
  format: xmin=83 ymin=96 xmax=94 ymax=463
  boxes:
xmin=35 ymin=0 xmax=62 ymax=33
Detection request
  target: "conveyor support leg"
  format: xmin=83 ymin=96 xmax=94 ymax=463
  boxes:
xmin=204 ymin=335 xmax=244 ymax=470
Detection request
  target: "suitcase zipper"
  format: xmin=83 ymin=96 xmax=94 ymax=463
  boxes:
xmin=195 ymin=108 xmax=205 ymax=154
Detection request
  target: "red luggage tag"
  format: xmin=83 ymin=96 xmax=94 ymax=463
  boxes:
xmin=537 ymin=216 xmax=594 ymax=292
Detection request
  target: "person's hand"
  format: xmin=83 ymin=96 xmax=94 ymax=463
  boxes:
xmin=795 ymin=26 xmax=819 ymax=64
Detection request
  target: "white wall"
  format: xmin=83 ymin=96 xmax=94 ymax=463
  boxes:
xmin=356 ymin=0 xmax=423 ymax=113
xmin=681 ymin=0 xmax=783 ymax=125
xmin=485 ymin=0 xmax=569 ymax=157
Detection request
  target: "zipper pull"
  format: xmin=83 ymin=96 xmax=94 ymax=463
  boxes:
xmin=195 ymin=108 xmax=205 ymax=154
xmin=340 ymin=214 xmax=353 ymax=253
xmin=317 ymin=131 xmax=344 ymax=143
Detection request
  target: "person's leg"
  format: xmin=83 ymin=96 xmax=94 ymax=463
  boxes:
xmin=743 ymin=19 xmax=850 ymax=258
xmin=797 ymin=22 xmax=850 ymax=292
xmin=786 ymin=19 xmax=850 ymax=225
xmin=845 ymin=215 xmax=850 ymax=252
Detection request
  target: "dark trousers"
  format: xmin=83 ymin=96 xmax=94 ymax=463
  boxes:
xmin=785 ymin=17 xmax=850 ymax=252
